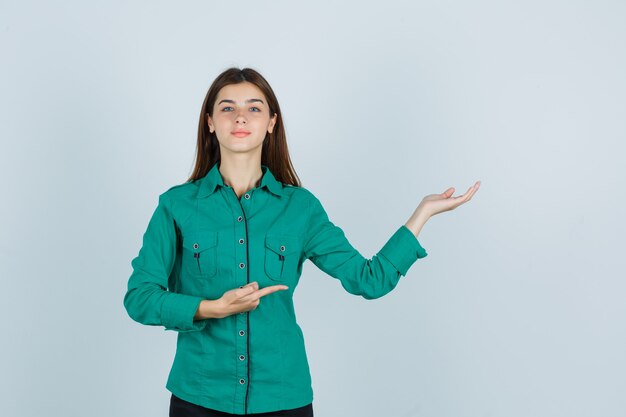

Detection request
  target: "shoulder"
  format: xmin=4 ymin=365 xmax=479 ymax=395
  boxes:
xmin=158 ymin=180 xmax=199 ymax=204
xmin=280 ymin=183 xmax=323 ymax=209
xmin=281 ymin=183 xmax=316 ymax=200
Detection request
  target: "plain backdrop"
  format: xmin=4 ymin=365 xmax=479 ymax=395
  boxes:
xmin=1 ymin=1 xmax=625 ymax=416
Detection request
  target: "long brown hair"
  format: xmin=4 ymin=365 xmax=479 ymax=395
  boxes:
xmin=187 ymin=67 xmax=301 ymax=187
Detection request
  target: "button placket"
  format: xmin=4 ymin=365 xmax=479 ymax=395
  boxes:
xmin=227 ymin=186 xmax=250 ymax=412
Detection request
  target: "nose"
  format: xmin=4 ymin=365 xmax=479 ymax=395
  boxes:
xmin=235 ymin=109 xmax=247 ymax=124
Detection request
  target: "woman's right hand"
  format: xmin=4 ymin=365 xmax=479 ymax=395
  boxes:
xmin=215 ymin=281 xmax=289 ymax=318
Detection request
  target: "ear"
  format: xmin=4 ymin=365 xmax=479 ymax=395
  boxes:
xmin=267 ymin=112 xmax=278 ymax=134
xmin=206 ymin=113 xmax=214 ymax=133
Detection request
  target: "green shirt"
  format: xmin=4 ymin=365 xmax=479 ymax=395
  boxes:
xmin=123 ymin=162 xmax=428 ymax=414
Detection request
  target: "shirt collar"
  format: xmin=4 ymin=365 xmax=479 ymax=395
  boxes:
xmin=196 ymin=162 xmax=284 ymax=198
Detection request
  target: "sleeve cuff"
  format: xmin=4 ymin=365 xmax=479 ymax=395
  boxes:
xmin=378 ymin=225 xmax=428 ymax=276
xmin=161 ymin=293 xmax=209 ymax=332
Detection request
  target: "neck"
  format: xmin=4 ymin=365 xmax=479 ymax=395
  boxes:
xmin=218 ymin=157 xmax=263 ymax=195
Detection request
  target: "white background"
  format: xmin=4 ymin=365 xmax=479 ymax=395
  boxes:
xmin=2 ymin=1 xmax=625 ymax=416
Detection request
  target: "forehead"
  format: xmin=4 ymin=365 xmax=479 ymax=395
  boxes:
xmin=216 ymin=82 xmax=266 ymax=103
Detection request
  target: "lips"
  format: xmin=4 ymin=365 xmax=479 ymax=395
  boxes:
xmin=232 ymin=131 xmax=251 ymax=137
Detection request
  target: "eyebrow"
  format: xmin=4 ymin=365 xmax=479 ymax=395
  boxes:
xmin=217 ymin=98 xmax=265 ymax=105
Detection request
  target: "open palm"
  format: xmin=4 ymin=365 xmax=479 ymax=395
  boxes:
xmin=419 ymin=180 xmax=481 ymax=217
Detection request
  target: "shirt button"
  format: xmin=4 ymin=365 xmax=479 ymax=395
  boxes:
xmin=239 ymin=378 xmax=246 ymax=384
xmin=193 ymin=243 xmax=199 ymax=249
xmin=239 ymin=262 xmax=245 ymax=269
xmin=239 ymin=330 xmax=245 ymax=336
xmin=237 ymin=216 xmax=243 ymax=222
xmin=244 ymin=193 xmax=250 ymax=199
xmin=239 ymin=355 xmax=245 ymax=361
xmin=239 ymin=238 xmax=244 ymax=244
xmin=280 ymin=245 xmax=285 ymax=252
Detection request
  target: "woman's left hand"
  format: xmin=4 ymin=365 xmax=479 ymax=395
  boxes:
xmin=419 ymin=180 xmax=481 ymax=218
xmin=405 ymin=180 xmax=481 ymax=237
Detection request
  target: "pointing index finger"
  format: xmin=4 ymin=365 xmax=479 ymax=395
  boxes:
xmin=255 ymin=285 xmax=289 ymax=299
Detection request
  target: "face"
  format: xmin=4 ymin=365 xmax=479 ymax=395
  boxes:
xmin=207 ymin=82 xmax=277 ymax=157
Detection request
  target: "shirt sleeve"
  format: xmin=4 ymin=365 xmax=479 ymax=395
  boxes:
xmin=123 ymin=193 xmax=210 ymax=332
xmin=303 ymin=193 xmax=428 ymax=299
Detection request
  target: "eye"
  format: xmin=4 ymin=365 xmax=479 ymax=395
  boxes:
xmin=221 ymin=106 xmax=234 ymax=111
xmin=250 ymin=107 xmax=261 ymax=112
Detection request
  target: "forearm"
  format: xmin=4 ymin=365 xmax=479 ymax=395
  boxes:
xmin=194 ymin=299 xmax=225 ymax=320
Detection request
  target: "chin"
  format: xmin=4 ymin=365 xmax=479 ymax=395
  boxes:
xmin=222 ymin=143 xmax=263 ymax=154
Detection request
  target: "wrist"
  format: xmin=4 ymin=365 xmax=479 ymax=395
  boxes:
xmin=199 ymin=299 xmax=225 ymax=319
xmin=405 ymin=212 xmax=429 ymax=238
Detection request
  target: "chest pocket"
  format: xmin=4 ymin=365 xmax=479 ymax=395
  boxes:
xmin=264 ymin=233 xmax=302 ymax=282
xmin=182 ymin=231 xmax=218 ymax=279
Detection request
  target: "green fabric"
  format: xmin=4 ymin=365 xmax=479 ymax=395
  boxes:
xmin=123 ymin=162 xmax=428 ymax=414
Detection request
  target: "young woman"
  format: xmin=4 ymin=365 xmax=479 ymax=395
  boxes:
xmin=123 ymin=67 xmax=480 ymax=417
